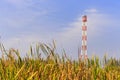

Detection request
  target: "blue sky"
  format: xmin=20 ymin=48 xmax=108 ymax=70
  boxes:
xmin=0 ymin=0 xmax=120 ymax=59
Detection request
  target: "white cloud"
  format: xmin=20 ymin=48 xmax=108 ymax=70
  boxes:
xmin=2 ymin=34 xmax=52 ymax=57
xmin=4 ymin=0 xmax=44 ymax=9
xmin=1 ymin=0 xmax=50 ymax=29
xmin=3 ymin=33 xmax=52 ymax=48
xmin=4 ymin=0 xmax=47 ymax=7
xmin=2 ymin=8 xmax=120 ymax=59
xmin=54 ymin=9 xmax=119 ymax=59
xmin=58 ymin=12 xmax=107 ymax=41
xmin=4 ymin=0 xmax=28 ymax=7
xmin=1 ymin=10 xmax=48 ymax=28
xmin=5 ymin=0 xmax=23 ymax=4
xmin=85 ymin=8 xmax=98 ymax=13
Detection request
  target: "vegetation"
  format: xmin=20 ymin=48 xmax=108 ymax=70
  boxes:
xmin=0 ymin=42 xmax=120 ymax=80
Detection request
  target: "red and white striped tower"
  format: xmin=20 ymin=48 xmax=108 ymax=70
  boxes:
xmin=81 ymin=15 xmax=88 ymax=60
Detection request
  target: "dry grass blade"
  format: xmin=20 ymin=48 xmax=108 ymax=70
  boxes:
xmin=27 ymin=71 xmax=38 ymax=80
xmin=14 ymin=64 xmax=25 ymax=79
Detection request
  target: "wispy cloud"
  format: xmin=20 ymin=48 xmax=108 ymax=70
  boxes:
xmin=2 ymin=8 xmax=120 ymax=59
xmin=85 ymin=8 xmax=98 ymax=13
xmin=4 ymin=0 xmax=29 ymax=7
xmin=5 ymin=0 xmax=24 ymax=4
xmin=1 ymin=10 xmax=48 ymax=28
xmin=58 ymin=10 xmax=106 ymax=41
xmin=54 ymin=8 xmax=120 ymax=58
xmin=3 ymin=34 xmax=52 ymax=57
xmin=4 ymin=0 xmax=47 ymax=7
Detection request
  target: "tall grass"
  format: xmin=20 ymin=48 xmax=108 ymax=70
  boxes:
xmin=0 ymin=42 xmax=120 ymax=80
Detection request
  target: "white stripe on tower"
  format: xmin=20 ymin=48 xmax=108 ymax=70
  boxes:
xmin=81 ymin=15 xmax=87 ymax=59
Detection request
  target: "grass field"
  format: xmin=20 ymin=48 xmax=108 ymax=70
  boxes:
xmin=0 ymin=42 xmax=120 ymax=80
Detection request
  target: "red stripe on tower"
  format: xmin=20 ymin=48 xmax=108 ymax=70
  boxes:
xmin=82 ymin=26 xmax=87 ymax=31
xmin=82 ymin=45 xmax=87 ymax=50
xmin=82 ymin=36 xmax=87 ymax=40
xmin=81 ymin=15 xmax=88 ymax=60
xmin=82 ymin=15 xmax=87 ymax=22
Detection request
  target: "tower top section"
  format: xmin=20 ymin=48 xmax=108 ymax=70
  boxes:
xmin=82 ymin=15 xmax=87 ymax=22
